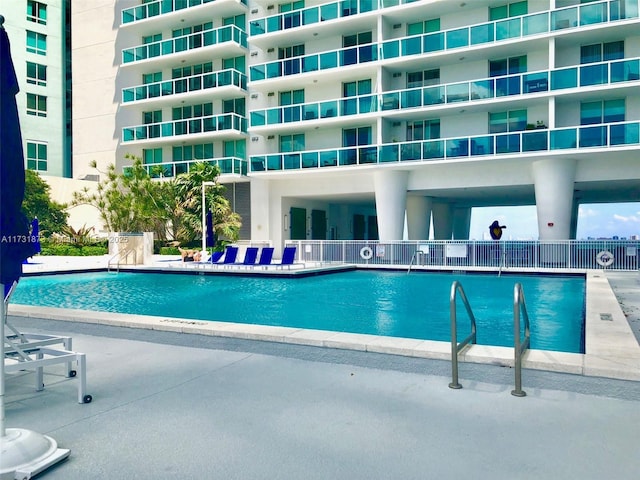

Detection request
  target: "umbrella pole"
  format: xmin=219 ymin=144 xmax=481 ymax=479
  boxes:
xmin=1 ymin=282 xmax=71 ymax=478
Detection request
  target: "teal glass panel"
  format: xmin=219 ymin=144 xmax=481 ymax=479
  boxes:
xmin=580 ymin=2 xmax=606 ymax=25
xmin=423 ymin=32 xmax=444 ymax=53
xmin=301 ymin=152 xmax=318 ymax=168
xmin=302 ymin=104 xmax=318 ymax=120
xmin=401 ymin=36 xmax=421 ymax=56
xmin=251 ymin=112 xmax=265 ymax=126
xmin=267 ymin=155 xmax=282 ymax=171
xmin=400 ymin=142 xmax=421 ymax=161
xmin=123 ymin=128 xmax=134 ymax=141
xmin=123 ymin=89 xmax=134 ymax=102
xmin=341 ymin=47 xmax=358 ymax=66
xmin=446 ymin=28 xmax=469 ymax=49
xmin=579 ymin=126 xmax=607 ymax=147
xmin=446 ymin=83 xmax=469 ymax=103
xmin=379 ymin=144 xmax=398 ymax=162
xmin=610 ymin=123 xmax=639 ymax=145
xmin=381 ymin=93 xmax=399 ymax=111
xmin=551 ymin=68 xmax=577 ymax=90
xmin=446 ymin=139 xmax=468 ymax=157
xmin=341 ymin=98 xmax=357 ymax=115
xmin=284 ymin=154 xmax=301 ymax=170
xmin=470 ymin=24 xmax=493 ymax=45
xmin=359 ymin=44 xmax=376 ymax=63
xmin=523 ymin=72 xmax=548 ymax=93
xmin=266 ymin=16 xmax=281 ymax=33
xmin=250 ymin=66 xmax=266 ymax=81
xmin=303 ymin=8 xmax=319 ymax=25
xmin=360 ymin=0 xmax=375 ymax=13
xmin=320 ymin=101 xmax=338 ymax=118
xmin=523 ymin=12 xmax=548 ymax=35
xmin=401 ymin=89 xmax=422 ymax=108
xmin=359 ymin=147 xmax=377 ymax=164
xmin=266 ymin=62 xmax=281 ymax=79
xmin=522 ymin=131 xmax=548 ymax=151
xmin=423 ymin=86 xmax=444 ymax=105
xmin=423 ymin=140 xmax=444 ymax=159
xmin=359 ymin=94 xmax=375 ymax=113
xmin=123 ymin=50 xmax=134 ymax=63
xmin=550 ymin=129 xmax=577 ymax=149
xmin=319 ymin=52 xmax=338 ymax=69
xmin=495 ymin=76 xmax=521 ymax=96
xmin=496 ymin=18 xmax=520 ymax=40
xmin=551 ymin=8 xmax=577 ymax=30
xmin=302 ymin=55 xmax=319 ymax=72
xmin=471 ymin=136 xmax=493 ymax=155
xmin=496 ymin=133 xmax=520 ymax=153
xmin=381 ymin=41 xmax=399 ymax=59
xmin=161 ymin=40 xmax=173 ymax=55
xmin=319 ymin=150 xmax=338 ymax=167
xmin=250 ymin=19 xmax=265 ymax=35
xmin=471 ymin=80 xmax=493 ymax=99
xmin=161 ymin=123 xmax=174 ymax=137
xmin=611 ymin=59 xmax=640 ymax=82
xmin=580 ymin=64 xmax=607 ymax=86
xmin=339 ymin=149 xmax=357 ymax=165
xmin=251 ymin=157 xmax=266 ymax=172
xmin=320 ymin=3 xmax=338 ymax=20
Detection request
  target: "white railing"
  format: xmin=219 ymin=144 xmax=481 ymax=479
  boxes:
xmin=286 ymin=240 xmax=640 ymax=271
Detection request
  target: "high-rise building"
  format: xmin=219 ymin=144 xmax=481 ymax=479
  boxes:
xmin=73 ymin=0 xmax=640 ymax=246
xmin=1 ymin=0 xmax=72 ymax=178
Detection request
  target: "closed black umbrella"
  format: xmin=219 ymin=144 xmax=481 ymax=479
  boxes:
xmin=206 ymin=210 xmax=216 ymax=248
xmin=1 ymin=16 xmax=70 ymax=475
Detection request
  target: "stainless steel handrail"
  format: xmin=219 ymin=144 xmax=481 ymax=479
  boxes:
xmin=107 ymin=249 xmax=136 ymax=273
xmin=449 ymin=281 xmax=477 ymax=389
xmin=511 ymin=282 xmax=531 ymax=397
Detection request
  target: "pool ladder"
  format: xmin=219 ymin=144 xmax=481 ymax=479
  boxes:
xmin=107 ymin=249 xmax=136 ymax=273
xmin=448 ymin=281 xmax=531 ymax=396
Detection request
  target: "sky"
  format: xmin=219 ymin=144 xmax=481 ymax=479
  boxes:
xmin=469 ymin=202 xmax=640 ymax=240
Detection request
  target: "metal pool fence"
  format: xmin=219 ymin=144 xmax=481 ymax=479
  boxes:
xmin=285 ymin=240 xmax=640 ymax=271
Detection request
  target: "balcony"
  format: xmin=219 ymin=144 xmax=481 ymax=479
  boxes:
xmin=122 ymin=25 xmax=247 ymax=65
xmin=122 ymin=113 xmax=247 ymax=143
xmin=122 ymin=69 xmax=247 ymax=104
xmin=122 ymin=0 xmax=247 ymax=25
xmin=249 ymin=121 xmax=640 ymax=172
xmin=141 ymin=156 xmax=248 ymax=177
xmin=249 ymin=57 xmax=640 ymax=128
xmin=249 ymin=0 xmax=639 ymax=82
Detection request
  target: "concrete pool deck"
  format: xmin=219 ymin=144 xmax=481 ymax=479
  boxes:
xmin=4 ymin=256 xmax=640 ymax=478
xmin=12 ymin=255 xmax=640 ymax=382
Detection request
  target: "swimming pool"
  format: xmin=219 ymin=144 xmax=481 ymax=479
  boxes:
xmin=11 ymin=270 xmax=585 ymax=353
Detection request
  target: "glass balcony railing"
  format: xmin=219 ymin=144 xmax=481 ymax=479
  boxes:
xmin=249 ymin=0 xmax=638 ymax=81
xmin=122 ymin=0 xmax=247 ymax=25
xmin=250 ymin=58 xmax=640 ymax=127
xmin=249 ymin=121 xmax=640 ymax=172
xmin=122 ymin=25 xmax=247 ymax=64
xmin=122 ymin=113 xmax=247 ymax=142
xmin=141 ymin=157 xmax=247 ymax=178
xmin=122 ymin=69 xmax=247 ymax=103
xmin=249 ymin=0 xmax=637 ymax=37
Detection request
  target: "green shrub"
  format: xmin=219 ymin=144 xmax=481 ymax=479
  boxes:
xmin=38 ymin=243 xmax=107 ymax=256
xmin=160 ymin=246 xmax=181 ymax=255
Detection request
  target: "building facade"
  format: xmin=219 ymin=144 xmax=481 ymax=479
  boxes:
xmin=0 ymin=0 xmax=72 ymax=178
xmin=73 ymin=0 xmax=640 ymax=247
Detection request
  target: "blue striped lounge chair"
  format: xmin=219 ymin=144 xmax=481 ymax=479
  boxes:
xmin=280 ymin=246 xmax=297 ymax=266
xmin=258 ymin=247 xmax=274 ymax=266
xmin=243 ymin=247 xmax=259 ymax=266
xmin=222 ymin=246 xmax=239 ymax=264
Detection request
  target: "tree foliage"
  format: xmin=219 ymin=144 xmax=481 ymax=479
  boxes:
xmin=72 ymin=156 xmax=241 ymax=244
xmin=22 ymin=169 xmax=69 ymax=235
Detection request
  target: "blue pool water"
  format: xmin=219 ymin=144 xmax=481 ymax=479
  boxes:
xmin=11 ymin=271 xmax=585 ymax=353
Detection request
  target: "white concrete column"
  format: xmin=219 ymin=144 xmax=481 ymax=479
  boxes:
xmin=406 ymin=195 xmax=432 ymax=240
xmin=432 ymin=202 xmax=453 ymax=240
xmin=452 ymin=207 xmax=471 ymax=240
xmin=374 ymin=170 xmax=409 ymax=241
xmin=250 ymin=178 xmax=271 ymax=242
xmin=532 ymin=158 xmax=576 ymax=240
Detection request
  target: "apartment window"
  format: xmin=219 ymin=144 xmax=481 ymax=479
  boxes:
xmin=580 ymin=41 xmax=624 ymax=64
xmin=490 ymin=1 xmax=528 ymax=20
xmin=26 ymin=141 xmax=47 ymax=171
xmin=280 ymin=134 xmax=305 ymax=152
xmin=407 ymin=69 xmax=440 ymax=88
xmin=280 ymin=89 xmax=305 ymax=105
xmin=26 ymin=93 xmax=47 ymax=117
xmin=223 ymin=140 xmax=245 ymax=158
xmin=489 ymin=56 xmax=527 ymax=76
xmin=26 ymin=61 xmax=47 ymax=86
xmin=279 ymin=1 xmax=305 ymax=12
xmin=407 ymin=18 xmax=440 ymax=36
xmin=278 ymin=44 xmax=305 ymax=59
xmin=143 ymin=148 xmax=163 ymax=164
xmin=222 ymin=98 xmax=245 ymax=115
xmin=27 ymin=1 xmax=47 ymax=25
xmin=173 ymin=144 xmax=213 ymax=161
xmin=343 ymin=31 xmax=372 ymax=47
xmin=489 ymin=109 xmax=527 ymax=133
xmin=172 ymin=63 xmax=213 ymax=79
xmin=343 ymin=126 xmax=371 ymax=146
xmin=143 ymin=110 xmax=162 ymax=124
xmin=143 ymin=72 xmax=162 ymax=84
xmin=343 ymin=80 xmax=371 ymax=97
xmin=223 ymin=14 xmax=245 ymax=29
xmin=172 ymin=22 xmax=213 ymax=38
xmin=580 ymin=99 xmax=625 ymax=125
xmin=26 ymin=31 xmax=46 ymax=56
xmin=407 ymin=120 xmax=440 ymax=141
xmin=342 ymin=80 xmax=372 ymax=114
xmin=172 ymin=103 xmax=213 ymax=120
xmin=223 ymin=56 xmax=245 ymax=73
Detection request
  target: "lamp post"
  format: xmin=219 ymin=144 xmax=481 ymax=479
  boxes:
xmin=201 ymin=181 xmax=217 ymax=254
